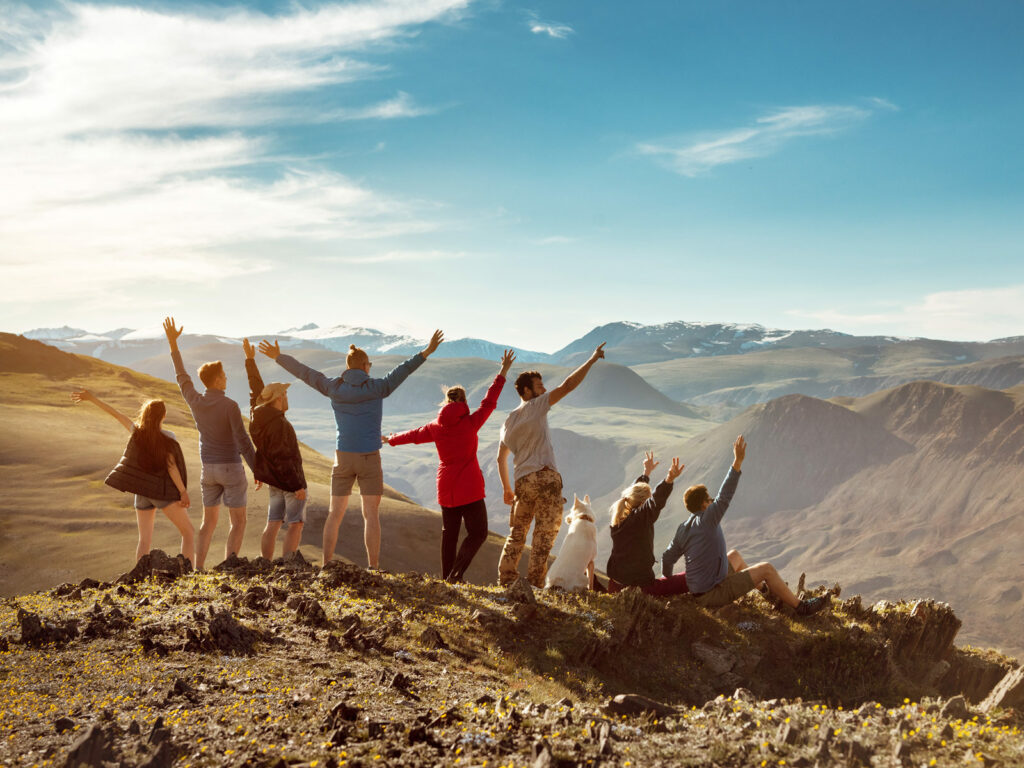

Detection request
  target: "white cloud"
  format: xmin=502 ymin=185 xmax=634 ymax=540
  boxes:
xmin=637 ymin=102 xmax=885 ymax=177
xmin=0 ymin=0 xmax=470 ymax=305
xmin=316 ymin=249 xmax=466 ymax=264
xmin=527 ymin=13 xmax=573 ymax=39
xmin=786 ymin=284 xmax=1024 ymax=341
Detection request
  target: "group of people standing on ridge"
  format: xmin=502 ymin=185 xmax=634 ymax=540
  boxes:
xmin=72 ymin=317 xmax=830 ymax=616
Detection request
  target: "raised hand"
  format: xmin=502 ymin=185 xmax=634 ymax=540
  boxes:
xmin=500 ymin=348 xmax=516 ymax=376
xmin=242 ymin=338 xmax=255 ymax=359
xmin=642 ymin=450 xmax=659 ymax=476
xmin=258 ymin=340 xmax=281 ymax=360
xmin=666 ymin=457 xmax=685 ymax=483
xmin=70 ymin=389 xmax=94 ymax=404
xmin=591 ymin=342 xmax=606 ymax=361
xmin=422 ymin=329 xmax=445 ymax=358
xmin=163 ymin=317 xmax=183 ymax=345
xmin=733 ymin=435 xmax=747 ymax=469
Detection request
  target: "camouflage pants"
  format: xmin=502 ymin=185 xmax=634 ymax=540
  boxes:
xmin=498 ymin=468 xmax=564 ymax=587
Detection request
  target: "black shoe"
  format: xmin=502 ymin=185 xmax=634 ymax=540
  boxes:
xmin=796 ymin=594 xmax=831 ymax=616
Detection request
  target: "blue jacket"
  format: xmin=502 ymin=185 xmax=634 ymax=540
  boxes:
xmin=661 ymin=467 xmax=741 ymax=593
xmin=276 ymin=352 xmax=425 ymax=453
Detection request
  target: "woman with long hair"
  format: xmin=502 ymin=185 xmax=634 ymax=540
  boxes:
xmin=384 ymin=350 xmax=515 ymax=582
xmin=71 ymin=390 xmax=195 ymax=566
xmin=605 ymin=450 xmax=688 ymax=596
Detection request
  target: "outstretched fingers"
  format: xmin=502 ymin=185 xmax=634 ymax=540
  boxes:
xmin=162 ymin=316 xmax=183 ymax=341
xmin=258 ymin=340 xmax=281 ymax=359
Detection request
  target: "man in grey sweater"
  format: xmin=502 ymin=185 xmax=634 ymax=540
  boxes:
xmin=164 ymin=317 xmax=256 ymax=569
xmin=662 ymin=436 xmax=829 ymax=616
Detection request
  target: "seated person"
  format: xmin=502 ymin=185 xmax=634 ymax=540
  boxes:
xmin=661 ymin=435 xmax=830 ymax=616
xmin=606 ymin=451 xmax=688 ymax=596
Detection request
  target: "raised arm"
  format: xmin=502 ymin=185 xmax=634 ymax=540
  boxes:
xmin=163 ymin=317 xmax=200 ymax=406
xmin=70 ymin=390 xmax=135 ymax=433
xmin=704 ymin=436 xmax=745 ymax=527
xmin=497 ymin=442 xmax=514 ymax=505
xmin=469 ymin=349 xmax=514 ymax=430
xmin=260 ymin=340 xmax=335 ymax=398
xmin=243 ymin=338 xmax=265 ymax=411
xmin=548 ymin=343 xmax=605 ymax=407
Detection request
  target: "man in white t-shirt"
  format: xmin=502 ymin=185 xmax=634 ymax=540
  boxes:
xmin=497 ymin=343 xmax=606 ymax=586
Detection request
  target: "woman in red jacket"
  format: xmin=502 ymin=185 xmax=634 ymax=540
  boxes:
xmin=385 ymin=350 xmax=515 ymax=582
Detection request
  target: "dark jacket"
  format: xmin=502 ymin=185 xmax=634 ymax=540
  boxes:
xmin=246 ymin=359 xmax=306 ymax=493
xmin=605 ymin=474 xmax=675 ymax=586
xmin=105 ymin=430 xmax=187 ymax=501
xmin=387 ymin=374 xmax=505 ymax=508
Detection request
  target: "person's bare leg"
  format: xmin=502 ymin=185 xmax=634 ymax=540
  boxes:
xmin=196 ymin=505 xmax=219 ymax=570
xmin=746 ymin=562 xmax=800 ymax=607
xmin=361 ymin=495 xmax=382 ymax=568
xmin=728 ymin=549 xmax=748 ymax=570
xmin=322 ymin=495 xmax=349 ymax=565
xmin=136 ymin=508 xmax=156 ymax=562
xmin=283 ymin=522 xmax=304 ymax=557
xmin=225 ymin=507 xmax=247 ymax=559
xmin=261 ymin=521 xmax=283 ymax=560
xmin=160 ymin=504 xmax=195 ymax=566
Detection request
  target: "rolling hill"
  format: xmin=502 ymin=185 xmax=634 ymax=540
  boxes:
xmin=650 ymin=380 xmax=1024 ymax=658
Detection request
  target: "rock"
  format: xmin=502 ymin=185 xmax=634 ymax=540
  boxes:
xmin=532 ymin=738 xmax=554 ymax=768
xmin=980 ymin=666 xmax=1024 ymax=714
xmin=128 ymin=720 xmax=141 ymax=736
xmin=506 ymin=576 xmax=537 ymax=605
xmin=54 ymin=716 xmax=75 ymax=733
xmin=892 ymin=738 xmax=911 ymax=760
xmin=691 ymin=641 xmax=737 ymax=675
xmin=512 ymin=603 xmax=538 ymax=622
xmin=319 ymin=560 xmax=381 ymax=589
xmin=78 ymin=578 xmax=100 ymax=590
xmin=777 ymin=721 xmax=799 ymax=745
xmin=62 ymin=724 xmax=115 ymax=768
xmin=293 ymin=597 xmax=330 ymax=628
xmin=18 ymin=608 xmax=78 ymax=647
xmin=184 ymin=608 xmax=260 ymax=655
xmin=116 ymin=550 xmax=192 ymax=585
xmin=139 ymin=740 xmax=178 ymax=768
xmin=603 ymin=694 xmax=677 ymax=718
xmin=239 ymin=585 xmax=272 ymax=611
xmin=733 ymin=687 xmax=756 ymax=703
xmin=325 ymin=700 xmax=362 ymax=731
xmin=870 ymin=599 xmax=961 ymax=663
xmin=844 ymin=739 xmax=873 ymax=765
xmin=941 ymin=694 xmax=970 ymax=720
xmin=419 ymin=627 xmax=447 ymax=650
xmin=326 ymin=634 xmax=343 ymax=652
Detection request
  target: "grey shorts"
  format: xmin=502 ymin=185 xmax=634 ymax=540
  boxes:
xmin=695 ymin=564 xmax=756 ymax=609
xmin=201 ymin=462 xmax=247 ymax=508
xmin=134 ymin=495 xmax=178 ymax=511
xmin=331 ymin=450 xmax=383 ymax=496
xmin=268 ymin=486 xmax=307 ymax=526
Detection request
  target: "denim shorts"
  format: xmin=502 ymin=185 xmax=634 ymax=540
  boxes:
xmin=200 ymin=462 xmax=247 ymax=507
xmin=134 ymin=494 xmax=178 ymax=511
xmin=268 ymin=486 xmax=307 ymax=526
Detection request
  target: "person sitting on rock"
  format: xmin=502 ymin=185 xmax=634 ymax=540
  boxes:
xmin=605 ymin=451 xmax=688 ymax=595
xmin=71 ymin=389 xmax=194 ymax=567
xmin=243 ymin=339 xmax=307 ymax=562
xmin=661 ymin=435 xmax=830 ymax=616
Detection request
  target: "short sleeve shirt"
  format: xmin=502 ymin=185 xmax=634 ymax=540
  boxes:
xmin=500 ymin=392 xmax=557 ymax=482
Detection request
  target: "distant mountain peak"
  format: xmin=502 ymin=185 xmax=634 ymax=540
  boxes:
xmin=23 ymin=326 xmax=89 ymax=341
xmin=279 ymin=322 xmax=320 ymax=334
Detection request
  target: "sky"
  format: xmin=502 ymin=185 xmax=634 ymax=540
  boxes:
xmin=1 ymin=0 xmax=1023 ymax=351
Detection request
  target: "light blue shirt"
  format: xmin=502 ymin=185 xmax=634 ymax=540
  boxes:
xmin=276 ymin=352 xmax=425 ymax=453
xmin=661 ymin=467 xmax=741 ymax=593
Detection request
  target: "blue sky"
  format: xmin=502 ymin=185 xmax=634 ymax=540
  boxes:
xmin=1 ymin=0 xmax=1022 ymax=350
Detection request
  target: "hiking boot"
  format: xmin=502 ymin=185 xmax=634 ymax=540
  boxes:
xmin=796 ymin=594 xmax=831 ymax=617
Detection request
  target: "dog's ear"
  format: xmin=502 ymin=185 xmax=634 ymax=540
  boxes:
xmin=584 ymin=494 xmax=590 ymax=504
xmin=573 ymin=493 xmax=579 ymax=504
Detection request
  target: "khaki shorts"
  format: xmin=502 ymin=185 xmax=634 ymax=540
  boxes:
xmin=695 ymin=564 xmax=755 ymax=609
xmin=332 ymin=450 xmax=384 ymax=496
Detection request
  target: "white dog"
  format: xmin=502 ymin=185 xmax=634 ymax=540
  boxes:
xmin=545 ymin=494 xmax=598 ymax=591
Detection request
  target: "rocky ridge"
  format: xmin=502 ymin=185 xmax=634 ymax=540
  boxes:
xmin=1 ymin=552 xmax=1023 ymax=768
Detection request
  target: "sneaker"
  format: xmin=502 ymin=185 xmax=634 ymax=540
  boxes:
xmin=796 ymin=594 xmax=832 ymax=617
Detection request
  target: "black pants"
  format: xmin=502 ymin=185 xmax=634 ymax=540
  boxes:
xmin=441 ymin=499 xmax=489 ymax=582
